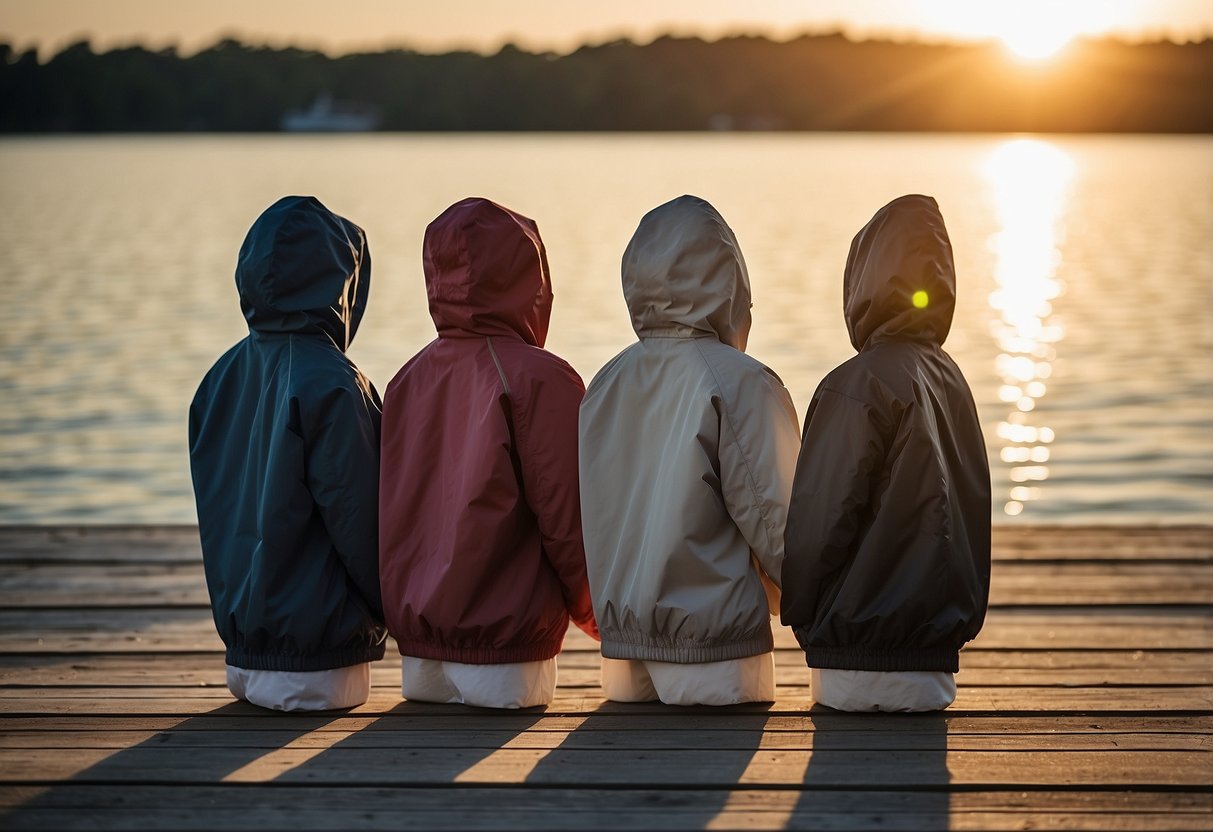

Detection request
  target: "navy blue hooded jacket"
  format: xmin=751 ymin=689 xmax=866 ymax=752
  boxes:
xmin=189 ymin=196 xmax=387 ymax=672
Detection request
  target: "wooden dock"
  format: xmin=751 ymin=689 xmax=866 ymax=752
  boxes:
xmin=1 ymin=525 xmax=1210 ymax=830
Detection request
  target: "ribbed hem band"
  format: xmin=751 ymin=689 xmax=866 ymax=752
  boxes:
xmin=600 ymin=630 xmax=774 ymax=664
xmin=225 ymin=642 xmax=386 ymax=673
xmin=806 ymin=645 xmax=960 ymax=673
xmin=393 ymin=639 xmax=563 ymax=664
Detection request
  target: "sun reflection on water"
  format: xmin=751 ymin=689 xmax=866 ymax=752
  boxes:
xmin=982 ymin=139 xmax=1074 ymax=517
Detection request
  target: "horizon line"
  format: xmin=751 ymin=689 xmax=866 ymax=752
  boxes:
xmin=5 ymin=24 xmax=1213 ymax=61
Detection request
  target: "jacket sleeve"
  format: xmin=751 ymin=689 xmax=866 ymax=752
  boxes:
xmin=780 ymin=386 xmax=887 ymax=629
xmin=718 ymin=367 xmax=801 ymax=599
xmin=513 ymin=358 xmax=600 ymax=640
xmin=306 ymin=380 xmax=384 ymax=620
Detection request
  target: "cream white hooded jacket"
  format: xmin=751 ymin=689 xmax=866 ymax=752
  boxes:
xmin=579 ymin=195 xmax=800 ymax=663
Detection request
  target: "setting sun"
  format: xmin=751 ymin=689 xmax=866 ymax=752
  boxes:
xmin=988 ymin=0 xmax=1095 ymax=60
xmin=924 ymin=0 xmax=1118 ymax=62
xmin=999 ymin=20 xmax=1078 ymax=60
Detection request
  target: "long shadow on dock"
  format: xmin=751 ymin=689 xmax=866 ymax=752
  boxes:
xmin=1 ymin=701 xmax=345 ymax=828
xmin=795 ymin=709 xmax=950 ymax=827
xmin=524 ymin=702 xmax=772 ymax=829
xmin=3 ymin=698 xmax=547 ymax=829
xmin=281 ymin=699 xmax=547 ymax=786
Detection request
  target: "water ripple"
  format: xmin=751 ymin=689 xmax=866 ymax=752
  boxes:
xmin=1 ymin=134 xmax=1210 ymax=524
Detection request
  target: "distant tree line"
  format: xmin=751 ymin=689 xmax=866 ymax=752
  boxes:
xmin=2 ymin=33 xmax=1211 ymax=132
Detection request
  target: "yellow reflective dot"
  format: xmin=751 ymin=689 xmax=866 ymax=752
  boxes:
xmin=911 ymin=290 xmax=929 ymax=309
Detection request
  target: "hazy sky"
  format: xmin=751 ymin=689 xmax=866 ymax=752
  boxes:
xmin=3 ymin=0 xmax=1212 ymax=56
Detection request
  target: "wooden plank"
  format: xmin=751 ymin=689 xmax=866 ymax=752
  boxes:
xmin=0 ymin=563 xmax=208 ymax=608
xmin=2 ymin=524 xmax=1209 ymax=565
xmin=594 ymin=616 xmax=1213 ymax=652
xmin=1 ymin=660 xmax=1208 ymax=688
xmin=989 ymin=562 xmax=1213 ymax=605
xmin=7 ymin=647 xmax=1205 ymax=671
xmin=5 ymin=560 xmax=1209 ymax=608
xmin=2 ymin=786 xmax=1210 ymax=832
xmin=3 ymin=645 xmax=1209 ymax=670
xmin=3 ymin=746 xmax=1210 ymax=787
xmin=3 ymin=686 xmax=1211 ymax=714
xmin=991 ymin=525 xmax=1213 ymax=561
xmin=3 ymin=609 xmax=1210 ymax=653
xmin=0 ymin=526 xmax=202 ymax=564
xmin=0 ymin=608 xmax=224 ymax=653
xmin=3 ymin=727 xmax=1208 ymax=752
xmin=6 ymin=714 xmax=1207 ymax=735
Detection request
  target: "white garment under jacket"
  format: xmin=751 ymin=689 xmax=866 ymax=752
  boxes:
xmin=226 ymin=663 xmax=370 ymax=712
xmin=811 ymin=668 xmax=957 ymax=712
xmin=400 ymin=656 xmax=557 ymax=709
xmin=601 ymin=653 xmax=775 ymax=706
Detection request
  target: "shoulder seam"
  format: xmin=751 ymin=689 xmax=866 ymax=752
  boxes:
xmin=485 ymin=336 xmax=511 ymax=397
xmin=692 ymin=340 xmax=777 ymax=544
xmin=819 ymin=386 xmax=873 ymax=409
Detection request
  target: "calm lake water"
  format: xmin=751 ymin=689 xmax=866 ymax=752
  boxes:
xmin=0 ymin=134 xmax=1210 ymax=524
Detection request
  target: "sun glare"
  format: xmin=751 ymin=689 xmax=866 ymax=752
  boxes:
xmin=930 ymin=0 xmax=1120 ymax=62
xmin=1000 ymin=22 xmax=1075 ymax=61
xmin=982 ymin=138 xmax=1075 ymax=517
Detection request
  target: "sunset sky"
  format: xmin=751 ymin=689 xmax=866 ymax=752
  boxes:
xmin=3 ymin=0 xmax=1212 ymax=58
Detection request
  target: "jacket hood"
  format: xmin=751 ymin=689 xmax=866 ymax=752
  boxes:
xmin=424 ymin=197 xmax=551 ymax=346
xmin=844 ymin=194 xmax=955 ymax=352
xmin=235 ymin=195 xmax=370 ymax=352
xmin=622 ymin=195 xmax=752 ymax=350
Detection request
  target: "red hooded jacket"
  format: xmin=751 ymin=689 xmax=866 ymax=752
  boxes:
xmin=379 ymin=198 xmax=598 ymax=664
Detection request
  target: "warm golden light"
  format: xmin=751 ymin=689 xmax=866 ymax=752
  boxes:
xmin=983 ymin=138 xmax=1074 ymax=516
xmin=708 ymin=719 xmax=806 ymax=829
xmin=2 ymin=0 xmax=1184 ymax=59
xmin=999 ymin=20 xmax=1076 ymax=61
xmin=454 ymin=716 xmax=586 ymax=782
xmin=923 ymin=0 xmax=1122 ymax=62
xmin=912 ymin=290 xmax=930 ymax=308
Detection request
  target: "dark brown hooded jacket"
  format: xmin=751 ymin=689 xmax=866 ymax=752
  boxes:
xmin=781 ymin=194 xmax=991 ymax=673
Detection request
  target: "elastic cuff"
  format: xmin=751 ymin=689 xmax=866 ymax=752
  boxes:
xmin=806 ymin=646 xmax=960 ymax=673
xmin=600 ymin=630 xmax=774 ymax=664
xmin=393 ymin=639 xmax=563 ymax=664
xmin=225 ymin=641 xmax=386 ymax=672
